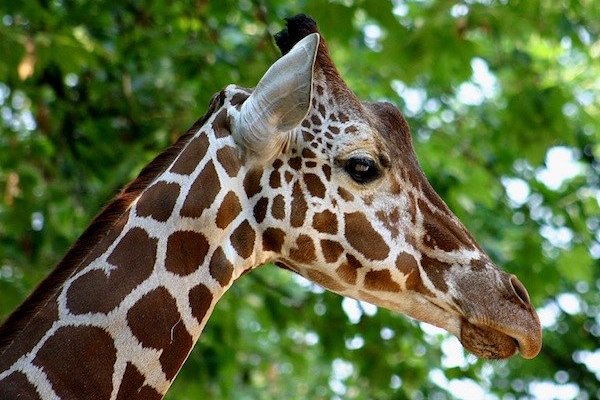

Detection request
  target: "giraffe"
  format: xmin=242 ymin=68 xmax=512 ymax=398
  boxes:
xmin=0 ymin=14 xmax=541 ymax=399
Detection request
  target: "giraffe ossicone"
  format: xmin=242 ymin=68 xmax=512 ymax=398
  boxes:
xmin=0 ymin=14 xmax=542 ymax=399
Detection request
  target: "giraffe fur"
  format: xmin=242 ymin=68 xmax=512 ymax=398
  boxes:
xmin=0 ymin=14 xmax=541 ymax=399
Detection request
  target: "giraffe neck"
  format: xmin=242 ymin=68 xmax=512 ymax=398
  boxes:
xmin=0 ymin=88 xmax=269 ymax=399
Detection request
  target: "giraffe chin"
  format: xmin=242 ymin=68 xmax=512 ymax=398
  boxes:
xmin=459 ymin=319 xmax=519 ymax=360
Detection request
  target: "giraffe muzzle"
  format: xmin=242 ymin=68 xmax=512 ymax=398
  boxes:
xmin=456 ymin=273 xmax=542 ymax=359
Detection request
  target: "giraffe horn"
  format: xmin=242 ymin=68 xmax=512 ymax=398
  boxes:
xmin=233 ymin=32 xmax=319 ymax=159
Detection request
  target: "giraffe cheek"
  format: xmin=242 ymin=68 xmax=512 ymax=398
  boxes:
xmin=344 ymin=212 xmax=390 ymax=261
xmin=335 ymin=259 xmax=357 ymax=285
xmin=305 ymin=268 xmax=345 ymax=292
xmin=363 ymin=270 xmax=401 ymax=292
xmin=320 ymin=240 xmax=344 ymax=263
xmin=419 ymin=254 xmax=450 ymax=292
xmin=303 ymin=173 xmax=326 ymax=199
xmin=395 ymin=252 xmax=434 ymax=296
xmin=312 ymin=210 xmax=338 ymax=234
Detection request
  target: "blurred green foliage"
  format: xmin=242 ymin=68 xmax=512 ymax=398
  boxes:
xmin=1 ymin=0 xmax=599 ymax=399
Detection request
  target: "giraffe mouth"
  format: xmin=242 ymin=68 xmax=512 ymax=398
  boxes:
xmin=459 ymin=319 xmax=519 ymax=359
xmin=459 ymin=317 xmax=541 ymax=360
xmin=415 ymin=297 xmax=539 ymax=359
xmin=417 ymin=299 xmax=522 ymax=359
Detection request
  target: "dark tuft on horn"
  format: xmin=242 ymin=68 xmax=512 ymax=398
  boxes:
xmin=274 ymin=14 xmax=361 ymax=107
xmin=275 ymin=14 xmax=320 ymax=55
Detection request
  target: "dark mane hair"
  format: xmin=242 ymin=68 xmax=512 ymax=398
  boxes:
xmin=275 ymin=14 xmax=359 ymax=105
xmin=0 ymin=91 xmax=224 ymax=348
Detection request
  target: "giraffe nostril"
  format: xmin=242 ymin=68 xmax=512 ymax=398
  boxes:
xmin=509 ymin=275 xmax=531 ymax=306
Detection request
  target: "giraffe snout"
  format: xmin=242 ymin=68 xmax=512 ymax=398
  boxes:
xmin=453 ymin=269 xmax=542 ymax=359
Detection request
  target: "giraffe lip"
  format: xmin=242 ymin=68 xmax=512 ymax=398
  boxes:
xmin=459 ymin=318 xmax=541 ymax=359
xmin=459 ymin=319 xmax=518 ymax=359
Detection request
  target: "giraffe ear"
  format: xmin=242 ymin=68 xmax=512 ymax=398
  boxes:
xmin=233 ymin=32 xmax=319 ymax=158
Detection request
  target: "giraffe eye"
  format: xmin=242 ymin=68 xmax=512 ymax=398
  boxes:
xmin=345 ymin=157 xmax=379 ymax=183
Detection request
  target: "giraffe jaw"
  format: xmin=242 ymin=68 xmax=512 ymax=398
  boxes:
xmin=459 ymin=319 xmax=519 ymax=359
xmin=460 ymin=315 xmax=542 ymax=360
xmin=385 ymin=293 xmax=540 ymax=360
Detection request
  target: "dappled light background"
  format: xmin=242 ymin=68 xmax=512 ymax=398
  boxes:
xmin=0 ymin=1 xmax=598 ymax=399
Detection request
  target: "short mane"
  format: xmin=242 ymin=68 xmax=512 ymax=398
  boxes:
xmin=0 ymin=91 xmax=225 ymax=348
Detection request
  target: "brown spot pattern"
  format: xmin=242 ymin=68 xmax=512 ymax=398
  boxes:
xmin=322 ymin=164 xmax=331 ymax=181
xmin=336 ymin=261 xmax=357 ymax=285
xmin=364 ymin=270 xmax=401 ymax=292
xmin=408 ymin=194 xmax=417 ymax=225
xmin=230 ymin=220 xmax=255 ymax=259
xmin=271 ymin=194 xmax=286 ymax=220
xmin=209 ymin=247 xmax=234 ymax=286
xmin=290 ymin=181 xmax=307 ymax=227
xmin=165 ymin=230 xmax=210 ymax=276
xmin=304 ymin=173 xmax=326 ymax=198
xmin=420 ymin=254 xmax=449 ymax=292
xmin=0 ymin=299 xmax=58 ymax=372
xmin=0 ymin=372 xmax=41 ymax=400
xmin=127 ymin=287 xmax=192 ymax=380
xmin=288 ymin=157 xmax=302 ymax=170
xmin=284 ymin=171 xmax=293 ymax=183
xmin=321 ymin=240 xmax=344 ymax=263
xmin=33 ymin=326 xmax=116 ymax=400
xmin=262 ymin=227 xmax=286 ymax=253
xmin=344 ymin=212 xmax=390 ymax=261
xmin=317 ymin=103 xmax=326 ymax=117
xmin=253 ymin=197 xmax=268 ymax=224
xmin=312 ymin=210 xmax=338 ymax=234
xmin=346 ymin=253 xmax=364 ymax=269
xmin=116 ymin=363 xmax=162 ymax=400
xmin=83 ymin=213 xmax=129 ymax=267
xmin=170 ymin=135 xmax=209 ymax=175
xmin=302 ymin=148 xmax=316 ymax=158
xmin=189 ymin=283 xmax=213 ymax=323
xmin=243 ymin=167 xmax=263 ymax=199
xmin=216 ymin=191 xmax=241 ymax=229
xmin=216 ymin=146 xmax=241 ymax=177
xmin=418 ymin=198 xmax=475 ymax=251
xmin=212 ymin=108 xmax=230 ymax=138
xmin=289 ymin=235 xmax=316 ymax=264
xmin=376 ymin=208 xmax=400 ymax=238
xmin=423 ymin=221 xmax=462 ymax=252
xmin=269 ymin=170 xmax=281 ymax=188
xmin=338 ymin=187 xmax=354 ymax=202
xmin=396 ymin=252 xmax=432 ymax=295
xmin=180 ymin=161 xmax=220 ymax=218
xmin=67 ymin=228 xmax=157 ymax=314
xmin=272 ymin=159 xmax=283 ymax=169
xmin=306 ymin=269 xmax=345 ymax=292
xmin=136 ymin=182 xmax=180 ymax=222
xmin=230 ymin=92 xmax=249 ymax=107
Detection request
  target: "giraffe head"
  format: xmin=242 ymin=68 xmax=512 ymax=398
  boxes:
xmin=226 ymin=15 xmax=542 ymax=359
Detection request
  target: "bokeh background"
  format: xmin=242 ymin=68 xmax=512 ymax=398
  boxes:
xmin=1 ymin=1 xmax=598 ymax=399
